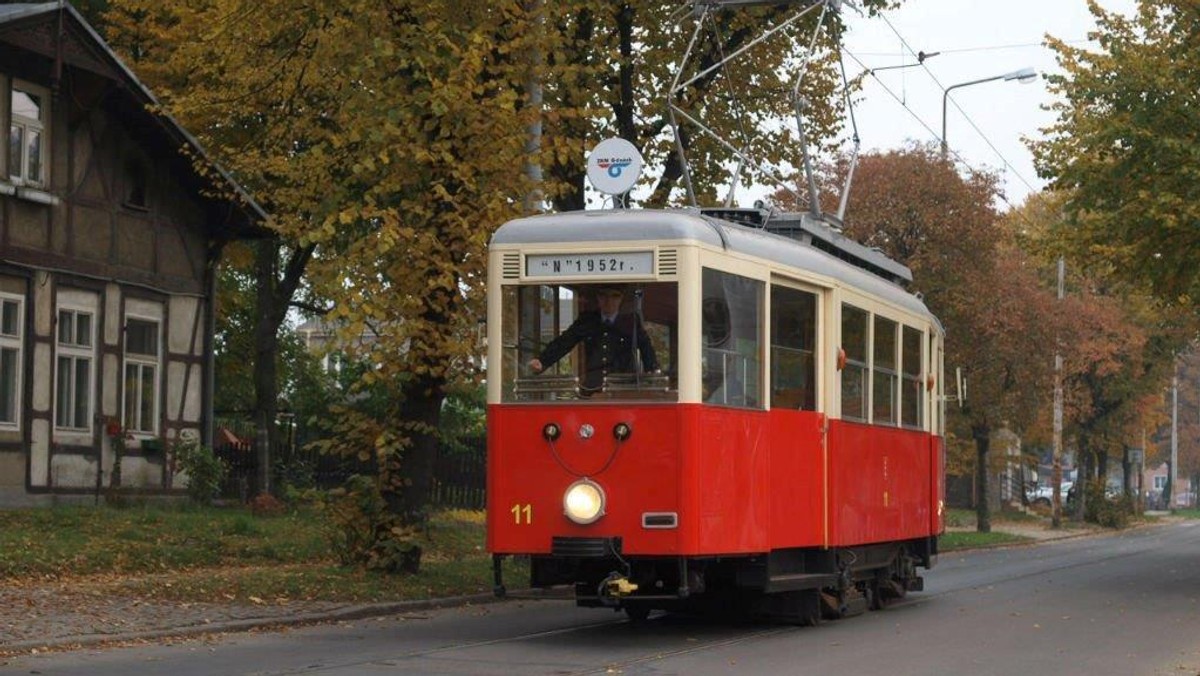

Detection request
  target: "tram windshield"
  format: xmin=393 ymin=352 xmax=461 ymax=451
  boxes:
xmin=500 ymin=282 xmax=678 ymax=403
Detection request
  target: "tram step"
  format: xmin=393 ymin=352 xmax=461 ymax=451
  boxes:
xmin=764 ymin=572 xmax=839 ymax=593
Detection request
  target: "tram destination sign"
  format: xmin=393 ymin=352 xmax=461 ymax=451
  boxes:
xmin=526 ymin=252 xmax=653 ymax=278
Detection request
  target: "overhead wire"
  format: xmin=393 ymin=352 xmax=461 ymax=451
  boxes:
xmin=855 ymin=37 xmax=1091 ymax=58
xmin=868 ymin=12 xmax=1046 ymax=204
xmin=842 ymin=46 xmax=1029 ymax=217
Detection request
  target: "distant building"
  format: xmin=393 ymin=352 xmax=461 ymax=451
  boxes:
xmin=295 ymin=317 xmax=378 ymax=373
xmin=1143 ymin=462 xmax=1195 ymax=510
xmin=0 ymin=4 xmax=264 ymax=503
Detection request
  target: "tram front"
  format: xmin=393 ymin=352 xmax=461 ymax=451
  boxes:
xmin=485 ymin=212 xmax=704 ymax=614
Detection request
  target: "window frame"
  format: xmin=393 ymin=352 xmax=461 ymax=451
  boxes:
xmin=122 ymin=315 xmax=161 ymax=435
xmin=872 ymin=315 xmax=899 ymax=426
xmin=499 ymin=281 xmax=680 ymax=404
xmin=769 ymin=282 xmax=820 ymax=411
xmin=701 ymin=267 xmax=764 ymax=410
xmin=839 ymin=303 xmax=870 ymax=422
xmin=9 ymin=79 xmax=49 ymax=188
xmin=54 ymin=306 xmax=95 ymax=432
xmin=900 ymin=325 xmax=925 ymax=429
xmin=0 ymin=293 xmax=23 ymax=429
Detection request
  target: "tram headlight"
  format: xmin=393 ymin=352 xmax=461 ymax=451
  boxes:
xmin=563 ymin=479 xmax=606 ymax=524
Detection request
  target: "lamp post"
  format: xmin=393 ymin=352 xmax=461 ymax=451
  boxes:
xmin=940 ymin=67 xmax=1038 ymax=158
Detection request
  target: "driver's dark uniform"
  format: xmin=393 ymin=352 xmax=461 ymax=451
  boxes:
xmin=535 ymin=311 xmax=658 ymax=392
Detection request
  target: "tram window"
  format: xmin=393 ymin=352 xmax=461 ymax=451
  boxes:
xmin=501 ymin=282 xmax=678 ymax=403
xmin=702 ymin=268 xmax=763 ymax=408
xmin=873 ymin=316 xmax=898 ymax=425
xmin=840 ymin=304 xmax=868 ymax=421
xmin=901 ymin=326 xmax=924 ymax=428
xmin=770 ymin=285 xmax=817 ymax=410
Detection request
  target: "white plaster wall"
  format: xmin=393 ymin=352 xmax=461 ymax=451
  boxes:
xmin=33 ymin=272 xmax=52 ymax=337
xmin=32 ymin=342 xmax=50 ymax=412
xmin=121 ymin=455 xmax=161 ymax=487
xmin=104 ymin=283 xmax=121 ymax=346
xmin=102 ymin=352 xmax=118 ymax=417
xmin=168 ymin=296 xmax=200 ymax=355
xmin=182 ymin=363 xmax=201 ymax=422
xmin=50 ymin=454 xmax=96 ymax=488
xmin=165 ymin=362 xmax=203 ymax=424
xmin=0 ymin=451 xmax=23 ymax=487
xmin=29 ymin=419 xmax=48 ymax=486
xmin=167 ymin=361 xmax=186 ymax=424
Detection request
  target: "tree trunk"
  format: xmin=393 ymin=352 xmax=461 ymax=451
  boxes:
xmin=1075 ymin=442 xmax=1092 ymax=522
xmin=386 ymin=372 xmax=446 ymax=526
xmin=1097 ymin=448 xmax=1109 ymax=488
xmin=253 ymin=240 xmax=281 ymax=497
xmin=973 ymin=424 xmax=991 ymax=533
xmin=1121 ymin=446 xmax=1132 ymax=498
xmin=251 ymin=238 xmax=315 ymax=498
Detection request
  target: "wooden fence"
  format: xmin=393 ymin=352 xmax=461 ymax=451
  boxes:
xmin=213 ymin=428 xmax=487 ymax=510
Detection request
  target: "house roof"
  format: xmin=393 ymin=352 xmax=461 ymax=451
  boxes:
xmin=0 ymin=2 xmax=270 ymax=235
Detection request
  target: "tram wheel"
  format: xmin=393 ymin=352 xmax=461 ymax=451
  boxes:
xmin=864 ymin=580 xmax=883 ymax=611
xmin=797 ymin=590 xmax=823 ymax=627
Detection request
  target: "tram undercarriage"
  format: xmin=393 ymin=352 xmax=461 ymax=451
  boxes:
xmin=493 ymin=537 xmax=937 ymax=624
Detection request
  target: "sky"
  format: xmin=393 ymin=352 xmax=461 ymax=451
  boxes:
xmin=839 ymin=0 xmax=1138 ymax=208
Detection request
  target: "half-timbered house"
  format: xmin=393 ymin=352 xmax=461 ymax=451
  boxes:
xmin=0 ymin=3 xmax=265 ymax=503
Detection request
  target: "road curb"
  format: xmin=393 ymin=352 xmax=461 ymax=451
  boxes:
xmin=0 ymin=592 xmax=506 ymax=656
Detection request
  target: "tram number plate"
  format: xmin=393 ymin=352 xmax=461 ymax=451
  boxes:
xmin=526 ymin=252 xmax=653 ymax=278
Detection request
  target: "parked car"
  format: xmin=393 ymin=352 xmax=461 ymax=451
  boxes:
xmin=1027 ymin=482 xmax=1073 ymax=507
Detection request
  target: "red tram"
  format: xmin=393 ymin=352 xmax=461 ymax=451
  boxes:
xmin=486 ymin=207 xmax=945 ymax=623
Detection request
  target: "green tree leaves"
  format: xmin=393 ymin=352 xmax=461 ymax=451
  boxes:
xmin=1035 ymin=0 xmax=1200 ymax=305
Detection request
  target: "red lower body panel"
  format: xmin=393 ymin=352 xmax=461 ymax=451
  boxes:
xmin=487 ymin=404 xmax=940 ymax=557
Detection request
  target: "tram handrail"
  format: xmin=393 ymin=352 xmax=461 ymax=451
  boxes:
xmin=603 ymin=373 xmax=673 ymax=392
xmin=512 ymin=372 xmax=676 ymax=401
xmin=514 ymin=375 xmax=580 ymax=396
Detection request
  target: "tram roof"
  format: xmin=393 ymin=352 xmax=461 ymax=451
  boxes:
xmin=491 ymin=208 xmax=936 ymax=322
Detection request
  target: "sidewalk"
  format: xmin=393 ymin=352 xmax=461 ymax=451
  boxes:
xmin=0 ymin=575 xmax=500 ymax=656
xmin=0 ymin=516 xmax=1176 ymax=657
xmin=947 ymin=519 xmax=1101 ymax=544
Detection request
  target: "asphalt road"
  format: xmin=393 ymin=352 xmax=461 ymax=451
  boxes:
xmin=9 ymin=522 xmax=1200 ymax=676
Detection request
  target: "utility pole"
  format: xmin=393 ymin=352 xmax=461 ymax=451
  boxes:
xmin=1169 ymin=366 xmax=1178 ymax=510
xmin=523 ymin=0 xmax=544 ymax=215
xmin=1051 ymin=257 xmax=1064 ymax=528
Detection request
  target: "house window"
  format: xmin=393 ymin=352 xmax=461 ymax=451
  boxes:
xmin=1154 ymin=475 xmax=1167 ymax=490
xmin=123 ymin=157 xmax=148 ymax=208
xmin=123 ymin=317 xmax=160 ymax=434
xmin=0 ymin=295 xmax=22 ymax=427
xmin=55 ymin=308 xmax=94 ymax=431
xmin=9 ymin=80 xmax=48 ymax=187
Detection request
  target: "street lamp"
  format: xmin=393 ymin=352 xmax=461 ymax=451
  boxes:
xmin=940 ymin=67 xmax=1038 ymax=158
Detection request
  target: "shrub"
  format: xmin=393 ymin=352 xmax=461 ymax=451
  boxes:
xmin=1082 ymin=480 xmax=1133 ymax=529
xmin=249 ymin=492 xmax=286 ymax=517
xmin=323 ymin=475 xmax=421 ymax=573
xmin=173 ymin=438 xmax=228 ymax=505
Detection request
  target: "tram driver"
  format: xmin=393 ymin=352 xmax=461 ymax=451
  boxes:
xmin=527 ymin=285 xmax=659 ymax=394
